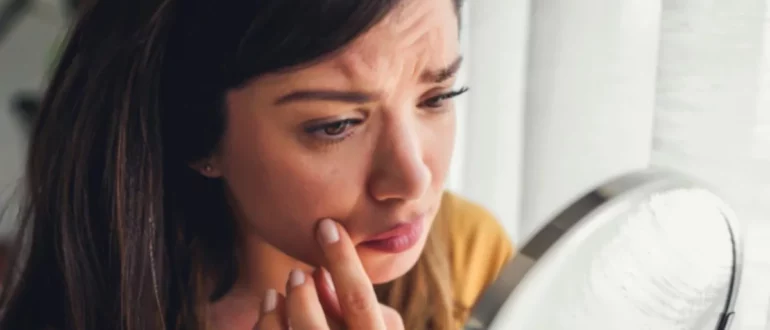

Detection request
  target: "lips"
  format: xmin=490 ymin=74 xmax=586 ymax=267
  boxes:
xmin=358 ymin=215 xmax=426 ymax=253
xmin=365 ymin=221 xmax=421 ymax=241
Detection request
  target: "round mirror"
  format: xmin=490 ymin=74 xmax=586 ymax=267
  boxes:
xmin=465 ymin=169 xmax=742 ymax=330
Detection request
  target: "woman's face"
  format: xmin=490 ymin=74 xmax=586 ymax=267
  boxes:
xmin=209 ymin=0 xmax=460 ymax=284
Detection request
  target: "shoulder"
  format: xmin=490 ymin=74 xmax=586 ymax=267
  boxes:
xmin=435 ymin=192 xmax=515 ymax=323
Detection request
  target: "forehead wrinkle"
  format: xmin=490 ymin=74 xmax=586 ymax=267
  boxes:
xmin=322 ymin=0 xmax=457 ymax=94
xmin=332 ymin=42 xmax=452 ymax=97
xmin=333 ymin=54 xmax=361 ymax=82
xmin=408 ymin=43 xmax=431 ymax=82
xmin=386 ymin=3 xmax=455 ymax=69
xmin=334 ymin=49 xmax=379 ymax=84
xmin=335 ymin=50 xmax=404 ymax=96
xmin=386 ymin=4 xmax=434 ymax=47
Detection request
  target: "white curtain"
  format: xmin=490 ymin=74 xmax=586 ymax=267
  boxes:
xmin=446 ymin=1 xmax=530 ymax=241
xmin=453 ymin=0 xmax=770 ymax=328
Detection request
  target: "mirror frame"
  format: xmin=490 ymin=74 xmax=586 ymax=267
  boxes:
xmin=464 ymin=168 xmax=743 ymax=330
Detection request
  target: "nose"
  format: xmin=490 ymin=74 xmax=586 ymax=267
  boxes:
xmin=368 ymin=116 xmax=432 ymax=202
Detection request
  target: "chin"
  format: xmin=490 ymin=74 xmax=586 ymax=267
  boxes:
xmin=357 ymin=231 xmax=430 ymax=285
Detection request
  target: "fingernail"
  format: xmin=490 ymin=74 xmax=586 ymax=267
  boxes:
xmin=323 ymin=269 xmax=336 ymax=292
xmin=263 ymin=289 xmax=277 ymax=312
xmin=289 ymin=269 xmax=305 ymax=288
xmin=318 ymin=218 xmax=340 ymax=244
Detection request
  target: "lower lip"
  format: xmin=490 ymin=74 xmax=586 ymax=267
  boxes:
xmin=359 ymin=220 xmax=425 ymax=253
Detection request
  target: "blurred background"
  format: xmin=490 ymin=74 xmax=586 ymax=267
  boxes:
xmin=0 ymin=0 xmax=768 ymax=329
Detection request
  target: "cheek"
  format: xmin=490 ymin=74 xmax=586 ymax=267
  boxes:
xmin=216 ymin=118 xmax=370 ymax=262
xmin=426 ymin=112 xmax=456 ymax=186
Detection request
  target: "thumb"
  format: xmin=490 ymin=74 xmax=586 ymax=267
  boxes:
xmin=380 ymin=305 xmax=405 ymax=330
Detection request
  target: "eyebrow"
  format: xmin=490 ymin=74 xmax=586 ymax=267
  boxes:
xmin=422 ymin=56 xmax=464 ymax=83
xmin=274 ymin=90 xmax=375 ymax=105
xmin=274 ymin=55 xmax=463 ymax=105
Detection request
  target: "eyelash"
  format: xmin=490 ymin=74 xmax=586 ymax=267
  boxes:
xmin=306 ymin=86 xmax=470 ymax=146
xmin=305 ymin=118 xmax=364 ymax=145
xmin=419 ymin=86 xmax=470 ymax=109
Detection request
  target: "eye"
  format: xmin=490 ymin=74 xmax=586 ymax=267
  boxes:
xmin=305 ymin=118 xmax=363 ymax=140
xmin=321 ymin=121 xmax=352 ymax=136
xmin=420 ymin=86 xmax=470 ymax=109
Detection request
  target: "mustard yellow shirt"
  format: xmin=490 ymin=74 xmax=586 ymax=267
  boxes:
xmin=437 ymin=192 xmax=516 ymax=328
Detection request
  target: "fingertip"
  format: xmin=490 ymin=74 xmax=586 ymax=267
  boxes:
xmin=286 ymin=269 xmax=306 ymax=293
xmin=262 ymin=288 xmax=278 ymax=313
xmin=284 ymin=273 xmax=332 ymax=329
xmin=313 ymin=268 xmax=342 ymax=319
xmin=256 ymin=289 xmax=287 ymax=329
xmin=316 ymin=218 xmax=341 ymax=245
xmin=315 ymin=268 xmax=336 ymax=293
xmin=314 ymin=219 xmax=357 ymax=268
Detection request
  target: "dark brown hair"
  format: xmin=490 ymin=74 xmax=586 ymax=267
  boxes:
xmin=0 ymin=0 xmax=463 ymax=329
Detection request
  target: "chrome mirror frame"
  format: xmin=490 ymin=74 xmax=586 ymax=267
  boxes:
xmin=464 ymin=169 xmax=743 ymax=330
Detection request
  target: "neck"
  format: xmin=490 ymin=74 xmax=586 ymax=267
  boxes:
xmin=222 ymin=191 xmax=313 ymax=297
xmin=207 ymin=233 xmax=312 ymax=329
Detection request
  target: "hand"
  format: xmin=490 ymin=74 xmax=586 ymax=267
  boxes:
xmin=253 ymin=219 xmax=405 ymax=330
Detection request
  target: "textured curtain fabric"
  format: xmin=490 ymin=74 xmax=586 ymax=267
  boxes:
xmin=518 ymin=0 xmax=660 ymax=241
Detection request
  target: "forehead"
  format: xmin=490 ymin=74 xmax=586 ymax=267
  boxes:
xmin=350 ymin=0 xmax=458 ymax=57
xmin=266 ymin=0 xmax=459 ymax=89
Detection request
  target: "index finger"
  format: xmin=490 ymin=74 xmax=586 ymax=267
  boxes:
xmin=316 ymin=218 xmax=386 ymax=330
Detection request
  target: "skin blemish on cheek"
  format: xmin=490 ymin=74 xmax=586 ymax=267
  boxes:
xmin=327 ymin=166 xmax=342 ymax=178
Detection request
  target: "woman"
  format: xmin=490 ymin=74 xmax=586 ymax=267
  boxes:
xmin=0 ymin=0 xmax=514 ymax=329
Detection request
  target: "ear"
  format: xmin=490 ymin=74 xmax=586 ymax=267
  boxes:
xmin=189 ymin=158 xmax=223 ymax=178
